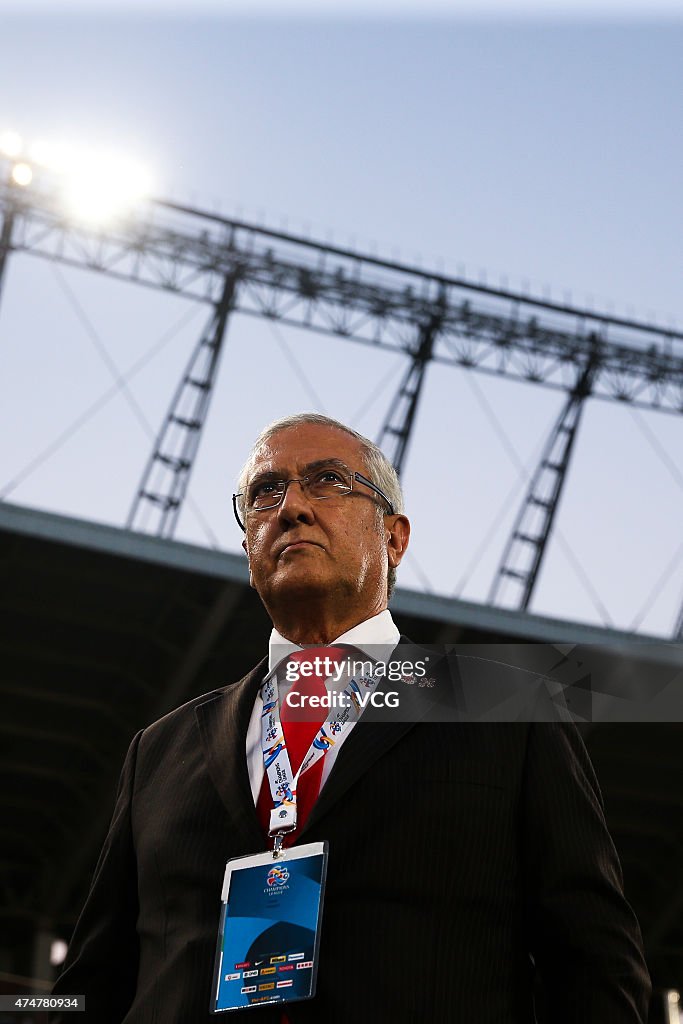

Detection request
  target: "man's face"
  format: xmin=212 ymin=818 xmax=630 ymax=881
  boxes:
xmin=241 ymin=423 xmax=397 ymax=620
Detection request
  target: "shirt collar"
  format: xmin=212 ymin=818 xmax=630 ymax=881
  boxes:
xmin=268 ymin=608 xmax=400 ymax=674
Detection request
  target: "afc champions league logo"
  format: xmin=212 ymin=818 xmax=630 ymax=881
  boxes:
xmin=276 ymin=782 xmax=294 ymax=803
xmin=267 ymin=865 xmax=290 ymax=888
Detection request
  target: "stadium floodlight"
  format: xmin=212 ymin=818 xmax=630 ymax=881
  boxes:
xmin=1 ymin=130 xmax=153 ymax=224
xmin=0 ymin=131 xmax=23 ymax=159
xmin=28 ymin=139 xmax=74 ymax=175
xmin=11 ymin=162 xmax=33 ymax=187
xmin=61 ymin=150 xmax=153 ymax=223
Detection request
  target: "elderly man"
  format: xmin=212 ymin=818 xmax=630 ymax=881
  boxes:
xmin=52 ymin=412 xmax=650 ymax=1023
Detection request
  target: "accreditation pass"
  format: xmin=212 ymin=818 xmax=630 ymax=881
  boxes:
xmin=211 ymin=842 xmax=328 ymax=1013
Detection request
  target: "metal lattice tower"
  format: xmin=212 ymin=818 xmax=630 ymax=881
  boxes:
xmin=0 ymin=177 xmax=16 ymax=309
xmin=674 ymin=603 xmax=683 ymax=641
xmin=1 ymin=173 xmax=683 ymax=630
xmin=377 ymin=294 xmax=446 ymax=475
xmin=488 ymin=338 xmax=601 ymax=610
xmin=127 ymin=273 xmax=237 ymax=536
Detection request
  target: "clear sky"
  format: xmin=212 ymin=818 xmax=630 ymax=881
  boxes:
xmin=0 ymin=8 xmax=681 ymax=637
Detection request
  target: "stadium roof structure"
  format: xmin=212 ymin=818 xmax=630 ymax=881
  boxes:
xmin=1 ymin=500 xmax=682 ymax=991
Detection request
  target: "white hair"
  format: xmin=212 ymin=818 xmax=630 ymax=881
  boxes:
xmin=236 ymin=412 xmax=405 ymax=598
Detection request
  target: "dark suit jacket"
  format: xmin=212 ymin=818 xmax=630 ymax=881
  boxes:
xmin=52 ymin=642 xmax=650 ymax=1023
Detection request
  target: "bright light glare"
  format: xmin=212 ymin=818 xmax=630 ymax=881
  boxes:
xmin=62 ymin=152 xmax=153 ymax=223
xmin=11 ymin=162 xmax=33 ymax=187
xmin=4 ymin=133 xmax=153 ymax=223
xmin=0 ymin=131 xmax=23 ymax=159
xmin=28 ymin=139 xmax=74 ymax=174
xmin=50 ymin=939 xmax=68 ymax=966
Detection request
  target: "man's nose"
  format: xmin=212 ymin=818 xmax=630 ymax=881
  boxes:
xmin=276 ymin=479 xmax=315 ymax=525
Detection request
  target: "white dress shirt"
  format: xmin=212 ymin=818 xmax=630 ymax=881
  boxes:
xmin=246 ymin=609 xmax=401 ymax=803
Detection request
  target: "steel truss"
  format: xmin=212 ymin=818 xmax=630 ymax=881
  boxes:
xmin=127 ymin=273 xmax=237 ymax=536
xmin=488 ymin=340 xmax=601 ymax=610
xmin=2 ymin=182 xmax=682 ymax=411
xmin=2 ymin=177 xmax=683 ymax=623
xmin=675 ymin=604 xmax=683 ymax=641
xmin=377 ymin=295 xmax=446 ymax=475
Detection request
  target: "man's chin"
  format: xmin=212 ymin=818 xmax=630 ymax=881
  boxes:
xmin=260 ymin=563 xmax=338 ymax=606
xmin=271 ymin=569 xmax=329 ymax=598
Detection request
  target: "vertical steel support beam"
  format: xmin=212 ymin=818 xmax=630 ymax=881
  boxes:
xmin=127 ymin=273 xmax=237 ymax=537
xmin=0 ymin=192 xmax=16 ymax=315
xmin=673 ymin=602 xmax=683 ymax=641
xmin=377 ymin=297 xmax=444 ymax=475
xmin=489 ymin=336 xmax=602 ymax=611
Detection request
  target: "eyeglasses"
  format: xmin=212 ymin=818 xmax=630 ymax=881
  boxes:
xmin=232 ymin=460 xmax=395 ymax=532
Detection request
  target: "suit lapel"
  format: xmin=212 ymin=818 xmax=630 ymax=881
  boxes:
xmin=300 ymin=636 xmax=448 ymax=839
xmin=195 ymin=658 xmax=268 ymax=852
xmin=299 ymin=717 xmax=413 ymax=838
xmin=193 ymin=639 xmax=457 ymax=847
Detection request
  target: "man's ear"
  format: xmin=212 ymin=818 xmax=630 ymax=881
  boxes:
xmin=242 ymin=537 xmax=254 ymax=588
xmin=386 ymin=514 xmax=410 ymax=569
